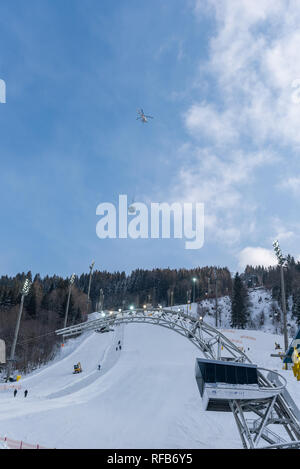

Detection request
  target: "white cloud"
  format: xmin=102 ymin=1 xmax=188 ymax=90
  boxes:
xmin=184 ymin=104 xmax=237 ymax=144
xmin=169 ymin=0 xmax=300 ymax=254
xmin=194 ymin=0 xmax=300 ymax=147
xmin=238 ymin=247 xmax=277 ymax=270
xmin=171 ymin=145 xmax=277 ymax=246
xmin=279 ymin=176 xmax=300 ymax=196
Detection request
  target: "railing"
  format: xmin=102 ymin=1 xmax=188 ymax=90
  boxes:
xmin=247 ymin=419 xmax=287 ymax=445
xmin=256 ymin=368 xmax=287 ymax=394
xmin=0 ymin=436 xmax=48 ymax=449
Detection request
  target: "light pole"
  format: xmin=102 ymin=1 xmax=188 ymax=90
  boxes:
xmin=273 ymin=240 xmax=288 ymax=352
xmin=170 ymin=289 xmax=174 ymax=310
xmin=86 ymin=260 xmax=95 ymax=317
xmin=98 ymin=288 xmax=104 ymax=311
xmin=63 ymin=273 xmax=75 ymax=330
xmin=7 ymin=278 xmax=31 ymax=380
xmin=192 ymin=277 xmax=197 ymax=304
xmin=186 ymin=289 xmax=191 ymax=313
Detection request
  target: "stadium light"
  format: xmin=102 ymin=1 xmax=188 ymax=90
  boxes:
xmin=7 ymin=278 xmax=31 ymax=379
xmin=192 ymin=277 xmax=197 ymax=303
xmin=86 ymin=260 xmax=95 ymax=316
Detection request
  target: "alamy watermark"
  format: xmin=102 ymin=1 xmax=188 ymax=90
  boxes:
xmin=96 ymin=195 xmax=204 ymax=250
xmin=0 ymin=79 xmax=6 ymax=103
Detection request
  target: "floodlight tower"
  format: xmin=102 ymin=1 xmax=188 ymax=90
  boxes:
xmin=273 ymin=240 xmax=288 ymax=352
xmin=192 ymin=277 xmax=197 ymax=304
xmin=7 ymin=278 xmax=31 ymax=379
xmin=98 ymin=288 xmax=104 ymax=312
xmin=63 ymin=273 xmax=76 ymax=330
xmin=170 ymin=289 xmax=174 ymax=310
xmin=86 ymin=260 xmax=95 ymax=316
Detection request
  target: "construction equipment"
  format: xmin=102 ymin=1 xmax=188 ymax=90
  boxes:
xmin=292 ymin=347 xmax=300 ymax=381
xmin=73 ymin=362 xmax=82 ymax=374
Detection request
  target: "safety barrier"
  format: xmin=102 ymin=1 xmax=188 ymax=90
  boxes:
xmin=0 ymin=436 xmax=47 ymax=449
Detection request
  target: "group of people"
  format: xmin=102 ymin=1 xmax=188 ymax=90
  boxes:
xmin=13 ymin=389 xmax=28 ymax=398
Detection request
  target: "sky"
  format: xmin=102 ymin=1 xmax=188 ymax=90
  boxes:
xmin=1 ymin=0 xmax=300 ymax=278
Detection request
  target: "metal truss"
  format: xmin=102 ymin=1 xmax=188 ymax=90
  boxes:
xmin=230 ymin=393 xmax=300 ymax=449
xmin=55 ymin=307 xmax=300 ymax=449
xmin=56 ymin=307 xmax=251 ymax=362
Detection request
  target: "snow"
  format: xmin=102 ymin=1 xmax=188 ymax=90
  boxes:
xmin=0 ymin=294 xmax=299 ymax=449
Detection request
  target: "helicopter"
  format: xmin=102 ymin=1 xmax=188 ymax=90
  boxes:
xmin=136 ymin=108 xmax=153 ymax=123
xmin=128 ymin=196 xmax=136 ymax=214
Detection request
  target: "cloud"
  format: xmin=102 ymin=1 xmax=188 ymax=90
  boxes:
xmin=167 ymin=0 xmax=300 ymax=256
xmin=238 ymin=247 xmax=277 ymax=270
xmin=184 ymin=103 xmax=238 ymax=144
xmin=279 ymin=176 xmax=300 ymax=196
xmin=192 ymin=0 xmax=300 ymax=147
xmin=171 ymin=145 xmax=277 ymax=246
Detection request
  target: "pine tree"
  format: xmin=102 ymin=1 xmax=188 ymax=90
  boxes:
xmin=231 ymin=273 xmax=248 ymax=329
xmin=292 ymin=289 xmax=300 ymax=325
xmin=26 ymin=289 xmax=37 ymax=318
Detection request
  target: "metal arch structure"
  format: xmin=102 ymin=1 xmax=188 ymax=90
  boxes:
xmin=55 ymin=307 xmax=300 ymax=449
xmin=56 ymin=307 xmax=251 ymax=363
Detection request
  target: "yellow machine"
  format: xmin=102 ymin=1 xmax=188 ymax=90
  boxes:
xmin=73 ymin=362 xmax=82 ymax=374
xmin=292 ymin=348 xmax=300 ymax=381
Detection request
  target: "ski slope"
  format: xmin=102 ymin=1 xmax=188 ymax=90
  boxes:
xmin=0 ymin=312 xmax=299 ymax=449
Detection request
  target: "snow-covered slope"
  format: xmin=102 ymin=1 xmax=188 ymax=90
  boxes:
xmin=0 ymin=304 xmax=299 ymax=449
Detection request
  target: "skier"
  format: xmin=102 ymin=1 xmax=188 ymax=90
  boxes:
xmin=24 ymin=390 xmax=28 ymax=398
xmin=98 ymin=365 xmax=101 ymax=371
xmin=13 ymin=389 xmax=17 ymax=398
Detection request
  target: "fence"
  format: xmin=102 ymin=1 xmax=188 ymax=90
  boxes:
xmin=0 ymin=436 xmax=48 ymax=449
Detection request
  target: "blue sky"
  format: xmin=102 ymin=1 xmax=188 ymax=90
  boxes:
xmin=1 ymin=0 xmax=300 ymax=277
